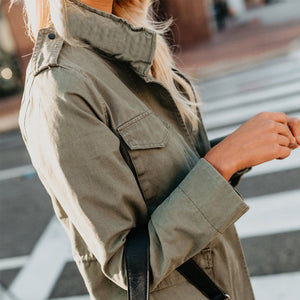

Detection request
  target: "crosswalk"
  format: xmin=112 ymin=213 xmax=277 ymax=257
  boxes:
xmin=195 ymin=49 xmax=300 ymax=299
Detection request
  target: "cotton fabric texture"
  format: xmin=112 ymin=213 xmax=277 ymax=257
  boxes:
xmin=18 ymin=0 xmax=255 ymax=299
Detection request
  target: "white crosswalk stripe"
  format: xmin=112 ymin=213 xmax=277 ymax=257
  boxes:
xmin=236 ymin=190 xmax=300 ymax=239
xmin=204 ymin=97 xmax=300 ymax=130
xmin=2 ymin=216 xmax=73 ymax=300
xmin=251 ymin=272 xmax=300 ymax=300
xmin=198 ymin=69 xmax=300 ymax=103
xmin=203 ymin=81 xmax=300 ymax=112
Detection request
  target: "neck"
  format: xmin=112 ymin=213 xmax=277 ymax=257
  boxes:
xmin=79 ymin=0 xmax=113 ymax=14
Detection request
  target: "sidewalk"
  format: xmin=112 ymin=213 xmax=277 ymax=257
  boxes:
xmin=1 ymin=1 xmax=300 ymax=134
xmin=175 ymin=17 xmax=300 ymax=79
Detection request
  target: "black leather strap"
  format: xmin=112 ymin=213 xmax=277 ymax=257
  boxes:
xmin=177 ymin=259 xmax=230 ymax=300
xmin=125 ymin=224 xmax=150 ymax=300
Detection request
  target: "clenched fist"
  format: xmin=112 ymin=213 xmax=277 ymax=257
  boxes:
xmin=204 ymin=112 xmax=300 ymax=181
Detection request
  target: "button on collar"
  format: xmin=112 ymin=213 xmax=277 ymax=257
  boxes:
xmin=48 ymin=33 xmax=56 ymax=40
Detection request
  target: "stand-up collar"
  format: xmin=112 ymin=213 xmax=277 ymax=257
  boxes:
xmin=67 ymin=0 xmax=157 ymax=76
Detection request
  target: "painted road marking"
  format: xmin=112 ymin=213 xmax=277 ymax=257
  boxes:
xmin=244 ymin=148 xmax=300 ymax=178
xmin=203 ymin=81 xmax=300 ymax=112
xmin=197 ymin=69 xmax=300 ymax=103
xmin=236 ymin=189 xmax=300 ymax=239
xmin=251 ymin=271 xmax=300 ymax=300
xmin=197 ymin=54 xmax=300 ymax=92
xmin=0 ymin=255 xmax=28 ymax=271
xmin=3 ymin=216 xmax=73 ymax=300
xmin=0 ymin=285 xmax=14 ymax=300
xmin=0 ymin=165 xmax=36 ymax=182
xmin=206 ymin=111 xmax=300 ymax=139
xmin=204 ymin=96 xmax=300 ymax=129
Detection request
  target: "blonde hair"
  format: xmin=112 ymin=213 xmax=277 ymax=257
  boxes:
xmin=12 ymin=0 xmax=202 ymax=131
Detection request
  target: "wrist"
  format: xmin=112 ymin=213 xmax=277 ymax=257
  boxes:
xmin=204 ymin=152 xmax=237 ymax=181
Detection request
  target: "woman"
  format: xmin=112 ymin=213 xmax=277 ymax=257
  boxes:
xmin=16 ymin=0 xmax=300 ymax=299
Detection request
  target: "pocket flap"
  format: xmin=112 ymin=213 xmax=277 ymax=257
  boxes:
xmin=117 ymin=111 xmax=170 ymax=150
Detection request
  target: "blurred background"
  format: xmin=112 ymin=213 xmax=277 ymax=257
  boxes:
xmin=1 ymin=0 xmax=300 ymax=299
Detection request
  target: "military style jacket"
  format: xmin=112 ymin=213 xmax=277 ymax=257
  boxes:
xmin=18 ymin=0 xmax=255 ymax=299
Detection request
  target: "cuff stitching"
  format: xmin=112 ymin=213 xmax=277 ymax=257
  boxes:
xmin=177 ymin=186 xmax=220 ymax=233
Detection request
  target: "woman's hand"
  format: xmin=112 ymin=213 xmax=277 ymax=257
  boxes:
xmin=204 ymin=112 xmax=300 ymax=181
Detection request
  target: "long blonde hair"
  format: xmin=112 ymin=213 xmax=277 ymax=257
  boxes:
xmin=12 ymin=0 xmax=202 ymax=131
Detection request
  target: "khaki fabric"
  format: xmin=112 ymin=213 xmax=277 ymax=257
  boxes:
xmin=18 ymin=1 xmax=255 ymax=299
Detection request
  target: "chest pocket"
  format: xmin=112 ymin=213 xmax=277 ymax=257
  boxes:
xmin=117 ymin=110 xmax=170 ymax=150
xmin=116 ymin=110 xmax=197 ymax=210
xmin=117 ymin=110 xmax=171 ymax=208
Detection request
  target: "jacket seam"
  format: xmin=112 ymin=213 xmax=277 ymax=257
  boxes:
xmin=232 ymin=226 xmax=256 ymax=299
xmin=21 ymin=75 xmax=36 ymax=144
xmin=118 ymin=117 xmax=170 ymax=149
xmin=31 ymin=65 xmax=109 ymax=119
xmin=177 ymin=186 xmax=220 ymax=233
xmin=117 ymin=110 xmax=152 ymax=130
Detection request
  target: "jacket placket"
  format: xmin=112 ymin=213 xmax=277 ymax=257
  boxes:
xmin=142 ymin=74 xmax=202 ymax=159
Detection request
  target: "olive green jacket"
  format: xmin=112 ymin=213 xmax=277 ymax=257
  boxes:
xmin=18 ymin=1 xmax=255 ymax=299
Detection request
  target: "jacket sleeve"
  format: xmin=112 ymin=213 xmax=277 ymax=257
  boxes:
xmin=20 ymin=67 xmax=249 ymax=291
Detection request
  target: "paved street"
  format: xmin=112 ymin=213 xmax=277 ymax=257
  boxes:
xmin=1 ymin=49 xmax=300 ymax=300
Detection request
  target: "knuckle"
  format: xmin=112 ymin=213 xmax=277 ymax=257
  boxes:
xmin=266 ymin=120 xmax=276 ymax=130
xmin=258 ymin=111 xmax=269 ymax=119
xmin=283 ymin=137 xmax=290 ymax=146
xmin=272 ymin=133 xmax=280 ymax=143
xmin=280 ymin=112 xmax=288 ymax=122
xmin=275 ymin=134 xmax=281 ymax=143
xmin=272 ymin=144 xmax=281 ymax=155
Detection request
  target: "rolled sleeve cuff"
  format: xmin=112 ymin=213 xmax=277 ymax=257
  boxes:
xmin=178 ymin=158 xmax=249 ymax=234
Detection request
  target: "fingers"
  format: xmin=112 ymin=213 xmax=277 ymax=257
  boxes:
xmin=287 ymin=117 xmax=300 ymax=145
xmin=277 ymin=145 xmax=292 ymax=160
xmin=256 ymin=112 xmax=299 ymax=148
xmin=277 ymin=135 xmax=291 ymax=147
xmin=275 ymin=123 xmax=297 ymax=146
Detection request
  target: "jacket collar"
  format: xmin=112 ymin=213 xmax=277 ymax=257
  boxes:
xmin=66 ymin=0 xmax=157 ymax=76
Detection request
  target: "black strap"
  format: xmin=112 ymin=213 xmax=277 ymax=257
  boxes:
xmin=177 ymin=259 xmax=230 ymax=300
xmin=125 ymin=225 xmax=150 ymax=300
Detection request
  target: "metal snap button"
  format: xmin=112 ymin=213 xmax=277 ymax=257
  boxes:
xmin=48 ymin=33 xmax=56 ymax=40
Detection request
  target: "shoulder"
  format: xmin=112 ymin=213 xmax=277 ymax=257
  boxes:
xmin=23 ymin=28 xmax=91 ymax=99
xmin=19 ymin=32 xmax=109 ymax=142
xmin=22 ymin=26 xmax=112 ymax=110
xmin=23 ymin=27 xmax=122 ymax=109
xmin=27 ymin=27 xmax=116 ymax=77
